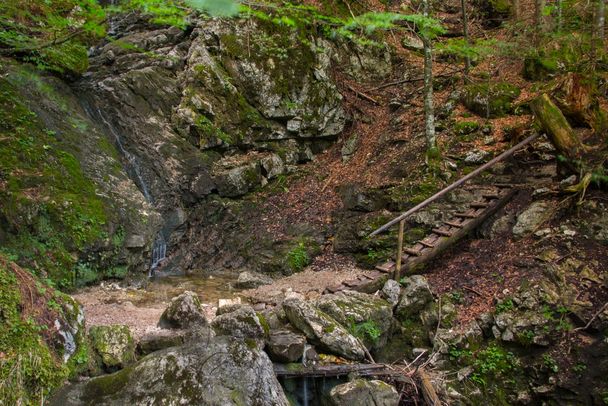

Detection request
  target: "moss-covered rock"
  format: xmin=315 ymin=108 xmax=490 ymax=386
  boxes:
xmin=89 ymin=325 xmax=136 ymax=371
xmin=158 ymin=291 xmax=207 ymax=329
xmin=328 ymin=379 xmax=400 ymax=406
xmin=523 ymin=55 xmax=559 ymax=81
xmin=0 ymin=256 xmax=87 ymax=405
xmin=49 ymin=337 xmax=289 ymax=405
xmin=282 ymin=298 xmax=366 ymax=361
xmin=316 ymin=291 xmax=394 ymax=350
xmin=461 ymin=82 xmax=521 ymax=118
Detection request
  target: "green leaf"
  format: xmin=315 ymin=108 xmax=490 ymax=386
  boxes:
xmin=186 ymin=0 xmax=240 ymax=17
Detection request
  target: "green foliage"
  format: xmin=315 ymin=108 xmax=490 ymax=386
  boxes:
xmin=0 ymin=0 xmax=106 ymax=74
xmin=470 ymin=344 xmax=518 ymax=387
xmin=349 ymin=320 xmax=381 ymax=343
xmin=495 ymin=298 xmax=514 ymax=314
xmin=285 ymin=242 xmax=311 ymax=272
xmin=542 ymin=353 xmax=559 ymax=373
xmin=454 ymin=121 xmax=480 ymax=136
xmin=0 ymin=257 xmax=74 ymax=405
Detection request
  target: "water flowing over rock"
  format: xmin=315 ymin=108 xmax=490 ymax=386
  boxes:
xmin=328 ymin=379 xmax=400 ymax=406
xmin=282 ymin=298 xmax=366 ymax=361
xmin=158 ymin=291 xmax=207 ymax=329
xmin=50 ymin=337 xmax=289 ymax=405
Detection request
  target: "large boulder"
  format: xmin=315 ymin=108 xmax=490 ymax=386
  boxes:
xmin=50 ymin=337 xmax=289 ymax=405
xmin=158 ymin=291 xmax=207 ymax=329
xmin=512 ymin=201 xmax=552 ymax=238
xmin=381 ymin=279 xmax=401 ymax=307
xmin=89 ymin=325 xmax=136 ymax=370
xmin=282 ymin=298 xmax=366 ymax=361
xmin=211 ymin=306 xmax=266 ymax=342
xmin=328 ymin=379 xmax=400 ymax=406
xmin=461 ymin=82 xmax=521 ymax=118
xmin=316 ymin=291 xmax=393 ymax=349
xmin=265 ymin=330 xmax=307 ymax=363
xmin=395 ymin=276 xmax=434 ymax=321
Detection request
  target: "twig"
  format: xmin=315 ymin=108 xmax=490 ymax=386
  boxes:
xmin=346 ymin=84 xmax=380 ymax=105
xmin=573 ymin=302 xmax=608 ymax=332
xmin=463 ymin=286 xmax=483 ymax=297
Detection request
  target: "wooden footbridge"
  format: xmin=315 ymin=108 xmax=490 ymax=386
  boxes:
xmin=325 ymin=133 xmax=540 ymax=294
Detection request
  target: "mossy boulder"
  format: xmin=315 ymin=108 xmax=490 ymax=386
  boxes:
xmin=89 ymin=325 xmax=136 ymax=371
xmin=461 ymin=82 xmax=521 ymax=118
xmin=316 ymin=291 xmax=394 ymax=350
xmin=211 ymin=306 xmax=266 ymax=344
xmin=523 ymin=55 xmax=559 ymax=81
xmin=49 ymin=337 xmax=289 ymax=405
xmin=0 ymin=256 xmax=87 ymax=405
xmin=282 ymin=298 xmax=366 ymax=361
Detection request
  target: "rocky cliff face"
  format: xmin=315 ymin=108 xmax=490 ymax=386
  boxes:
xmin=70 ymin=14 xmax=391 ymax=276
xmin=0 ymin=12 xmax=394 ymax=281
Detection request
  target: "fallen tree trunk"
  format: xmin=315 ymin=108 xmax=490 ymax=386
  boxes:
xmin=530 ymin=93 xmax=585 ymax=161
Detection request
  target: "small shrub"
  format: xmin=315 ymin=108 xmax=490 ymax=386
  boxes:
xmin=285 ymin=242 xmax=310 ymax=272
xmin=350 ymin=320 xmax=381 ymax=343
xmin=495 ymin=298 xmax=514 ymax=314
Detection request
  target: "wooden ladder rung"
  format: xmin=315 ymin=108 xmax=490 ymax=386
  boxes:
xmin=432 ymin=228 xmax=453 ymax=237
xmin=444 ymin=220 xmax=464 ymax=228
xmin=482 ymin=193 xmax=500 ymax=199
xmin=376 ymin=262 xmax=395 ymax=272
xmin=469 ymin=202 xmax=489 ymax=208
xmin=403 ymin=247 xmax=422 ymax=256
xmin=454 ymin=212 xmax=477 ymax=218
xmin=419 ymin=240 xmax=435 ymax=248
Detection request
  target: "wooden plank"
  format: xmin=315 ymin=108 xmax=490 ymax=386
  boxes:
xmin=454 ymin=212 xmax=477 ymax=218
xmin=443 ymin=220 xmax=464 ymax=228
xmin=375 ymin=261 xmax=395 ymax=273
xmin=418 ymin=240 xmax=435 ymax=248
xmin=274 ymin=363 xmax=407 ymax=379
xmin=469 ymin=202 xmax=489 ymax=208
xmin=404 ymin=247 xmax=422 ymax=256
xmin=432 ymin=228 xmax=453 ymax=237
xmin=482 ymin=193 xmax=500 ymax=199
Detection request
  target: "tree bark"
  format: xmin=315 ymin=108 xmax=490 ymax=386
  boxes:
xmin=596 ymin=0 xmax=606 ymax=42
xmin=461 ymin=0 xmax=471 ymax=80
xmin=534 ymin=0 xmax=546 ymax=40
xmin=556 ymin=0 xmax=563 ymax=32
xmin=512 ymin=0 xmax=520 ymax=20
xmin=422 ymin=0 xmax=436 ymax=152
xmin=530 ymin=94 xmax=585 ymax=161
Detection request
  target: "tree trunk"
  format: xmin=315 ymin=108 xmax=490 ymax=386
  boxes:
xmin=512 ymin=0 xmax=520 ymax=20
xmin=461 ymin=0 xmax=471 ymax=79
xmin=535 ymin=0 xmax=546 ymax=40
xmin=530 ymin=94 xmax=585 ymax=161
xmin=556 ymin=0 xmax=563 ymax=32
xmin=596 ymin=0 xmax=606 ymax=42
xmin=422 ymin=0 xmax=436 ymax=152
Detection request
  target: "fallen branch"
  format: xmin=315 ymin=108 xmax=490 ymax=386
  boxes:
xmin=346 ymin=84 xmax=380 ymax=105
xmin=574 ymin=302 xmax=608 ymax=332
xmin=463 ymin=286 xmax=483 ymax=297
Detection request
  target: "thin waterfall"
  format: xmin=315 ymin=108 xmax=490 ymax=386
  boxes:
xmin=87 ymin=104 xmax=166 ymax=275
xmin=301 ymin=344 xmax=310 ymax=406
xmin=95 ymin=108 xmax=153 ymax=202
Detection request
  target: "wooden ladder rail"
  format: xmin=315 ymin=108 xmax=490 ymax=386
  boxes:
xmin=369 ymin=133 xmax=539 ymax=280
